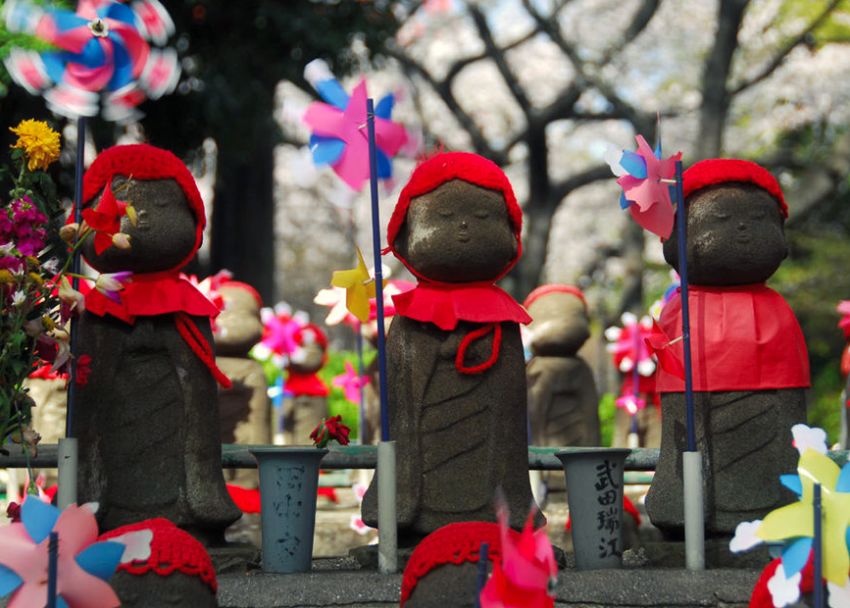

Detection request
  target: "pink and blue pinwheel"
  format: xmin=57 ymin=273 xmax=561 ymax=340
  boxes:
xmin=479 ymin=501 xmax=558 ymax=608
xmin=0 ymin=497 xmax=151 ymax=608
xmin=333 ymin=361 xmax=370 ymax=404
xmin=606 ymin=135 xmax=682 ymax=240
xmin=302 ymin=59 xmax=409 ymax=191
xmin=3 ymin=0 xmax=179 ymax=122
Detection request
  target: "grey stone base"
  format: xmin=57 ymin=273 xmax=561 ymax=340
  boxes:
xmin=217 ymin=557 xmax=762 ymax=608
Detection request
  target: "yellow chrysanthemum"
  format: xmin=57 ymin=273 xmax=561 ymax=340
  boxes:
xmin=10 ymin=119 xmax=61 ymax=172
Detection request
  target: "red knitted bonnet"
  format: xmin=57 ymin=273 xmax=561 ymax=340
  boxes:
xmin=386 ymin=152 xmax=523 ymax=281
xmin=99 ymin=518 xmax=218 ymax=593
xmin=523 ymin=284 xmax=587 ymax=310
xmin=81 ymin=144 xmax=206 ymax=270
xmin=400 ymin=521 xmax=518 ymax=606
xmin=682 ymin=159 xmax=788 ymax=218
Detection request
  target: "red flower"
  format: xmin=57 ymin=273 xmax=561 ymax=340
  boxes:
xmin=6 ymin=502 xmax=21 ymax=522
xmin=75 ymin=354 xmax=92 ymax=386
xmin=81 ymin=185 xmax=128 ymax=255
xmin=310 ymin=415 xmax=351 ymax=448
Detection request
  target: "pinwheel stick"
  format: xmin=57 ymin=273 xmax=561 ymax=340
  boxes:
xmin=47 ymin=531 xmax=58 ymax=608
xmin=366 ymin=98 xmax=390 ymax=442
xmin=58 ymin=117 xmax=85 ymax=510
xmin=814 ymin=483 xmax=824 ymax=608
xmin=475 ymin=542 xmax=489 ymax=608
xmin=673 ymin=159 xmax=705 ymax=570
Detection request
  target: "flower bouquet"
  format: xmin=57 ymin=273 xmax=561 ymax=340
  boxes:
xmin=0 ymin=119 xmax=135 ymax=461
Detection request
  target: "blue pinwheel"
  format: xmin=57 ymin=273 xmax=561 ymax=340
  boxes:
xmin=3 ymin=0 xmax=179 ymax=122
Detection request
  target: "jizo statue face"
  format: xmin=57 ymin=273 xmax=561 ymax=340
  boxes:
xmin=396 ymin=179 xmax=517 ymax=283
xmin=663 ymin=184 xmax=787 ymax=286
xmin=82 ymin=176 xmax=197 ymax=274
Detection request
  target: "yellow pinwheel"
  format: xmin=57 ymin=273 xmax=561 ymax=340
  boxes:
xmin=331 ymin=247 xmax=384 ymax=323
xmin=756 ymin=448 xmax=850 ymax=587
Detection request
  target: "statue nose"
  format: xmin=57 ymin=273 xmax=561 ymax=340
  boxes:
xmin=460 ymin=219 xmax=468 ymax=229
xmin=737 ymin=221 xmax=747 ymax=230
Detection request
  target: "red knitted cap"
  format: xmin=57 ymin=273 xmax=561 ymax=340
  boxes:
xmin=80 ymin=144 xmax=206 ymax=270
xmin=99 ymin=518 xmax=218 ymax=593
xmin=523 ymin=284 xmax=587 ymax=310
xmin=400 ymin=521 xmax=519 ymax=607
xmin=296 ymin=323 xmax=328 ymax=350
xmin=387 ymin=152 xmax=523 ymax=281
xmin=683 ymin=159 xmax=788 ymax=218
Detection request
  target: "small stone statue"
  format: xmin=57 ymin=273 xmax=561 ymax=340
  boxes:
xmin=282 ymin=323 xmax=330 ymax=445
xmin=362 ymin=152 xmax=541 ymax=544
xmin=213 ymin=280 xmax=272 ymax=487
xmin=524 ymin=284 xmax=600 ymax=449
xmin=73 ymin=144 xmax=240 ymax=543
xmin=646 ymin=159 xmax=810 ymax=537
xmin=100 ymin=518 xmax=218 ymax=607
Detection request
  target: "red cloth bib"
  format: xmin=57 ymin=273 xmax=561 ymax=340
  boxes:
xmin=392 ymin=280 xmax=531 ymax=331
xmin=85 ymin=272 xmax=219 ymax=324
xmin=655 ymin=284 xmax=810 ymax=392
xmin=285 ymin=372 xmax=330 ymax=397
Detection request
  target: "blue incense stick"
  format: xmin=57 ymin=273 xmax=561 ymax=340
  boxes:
xmin=47 ymin=531 xmax=58 ymax=608
xmin=813 ymin=482 xmax=824 ymax=608
xmin=673 ymin=160 xmax=696 ymax=452
xmin=66 ymin=116 xmax=86 ymax=437
xmin=365 ymin=98 xmax=390 ymax=442
xmin=474 ymin=542 xmax=489 ymax=608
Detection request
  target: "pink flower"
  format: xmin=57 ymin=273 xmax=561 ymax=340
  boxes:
xmin=332 ymin=361 xmax=370 ymax=404
xmin=94 ymin=271 xmax=132 ymax=303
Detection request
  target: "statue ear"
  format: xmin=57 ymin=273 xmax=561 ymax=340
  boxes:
xmin=395 ymin=223 xmax=410 ymax=259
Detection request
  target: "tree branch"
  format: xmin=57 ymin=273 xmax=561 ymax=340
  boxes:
xmin=550 ymin=164 xmax=612 ymax=206
xmin=523 ymin=0 xmax=656 ymax=132
xmin=385 ymin=46 xmax=506 ymax=163
xmin=730 ymin=0 xmax=842 ymax=96
xmin=467 ymin=5 xmax=533 ymax=117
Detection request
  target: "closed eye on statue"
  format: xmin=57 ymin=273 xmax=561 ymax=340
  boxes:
xmin=713 ymin=212 xmax=730 ymax=220
xmin=749 ymin=210 xmax=766 ymax=220
xmin=474 ymin=210 xmax=489 ymax=219
xmin=438 ymin=209 xmax=454 ymax=218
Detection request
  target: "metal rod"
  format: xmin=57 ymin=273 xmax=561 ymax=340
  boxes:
xmin=66 ymin=116 xmax=86 ymax=437
xmin=57 ymin=437 xmax=78 ymax=508
xmin=365 ymin=97 xmax=390 ymax=442
xmin=377 ymin=440 xmax=397 ymax=574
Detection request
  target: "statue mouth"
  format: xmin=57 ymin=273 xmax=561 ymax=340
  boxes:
xmin=735 ymin=235 xmax=751 ymax=244
xmin=457 ymin=234 xmax=470 ymax=243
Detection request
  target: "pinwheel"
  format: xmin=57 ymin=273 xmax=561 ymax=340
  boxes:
xmin=302 ymin=59 xmax=409 ymax=191
xmin=605 ymin=313 xmax=657 ymax=419
xmin=330 ymin=247 xmax=385 ymax=324
xmin=3 ymin=0 xmax=179 ymax=122
xmin=333 ymin=361 xmax=370 ymax=405
xmin=479 ymin=503 xmax=557 ymax=608
xmin=0 ymin=497 xmax=151 ymax=608
xmin=252 ymin=304 xmax=309 ymax=366
xmin=606 ymin=135 xmax=681 ymax=239
xmin=731 ymin=424 xmax=850 ymax=607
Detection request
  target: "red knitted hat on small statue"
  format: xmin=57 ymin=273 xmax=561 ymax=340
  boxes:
xmin=682 ymin=158 xmax=788 ymax=218
xmin=400 ymin=521 xmax=520 ymax=606
xmin=219 ymin=280 xmax=263 ymax=308
xmin=80 ymin=143 xmax=207 ymax=270
xmin=523 ymin=284 xmax=587 ymax=311
xmin=387 ymin=151 xmax=523 ymax=282
xmin=99 ymin=518 xmax=218 ymax=593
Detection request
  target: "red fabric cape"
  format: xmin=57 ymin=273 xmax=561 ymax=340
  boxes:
xmin=655 ymin=284 xmax=810 ymax=392
xmin=285 ymin=372 xmax=329 ymax=397
xmin=392 ymin=280 xmax=531 ymax=331
xmin=85 ymin=272 xmax=219 ymax=324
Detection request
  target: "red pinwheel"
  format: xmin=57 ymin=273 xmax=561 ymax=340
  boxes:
xmin=606 ymin=135 xmax=682 ymax=239
xmin=81 ymin=185 xmax=128 ymax=255
xmin=302 ymin=60 xmax=410 ymax=191
xmin=3 ymin=0 xmax=179 ymax=122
